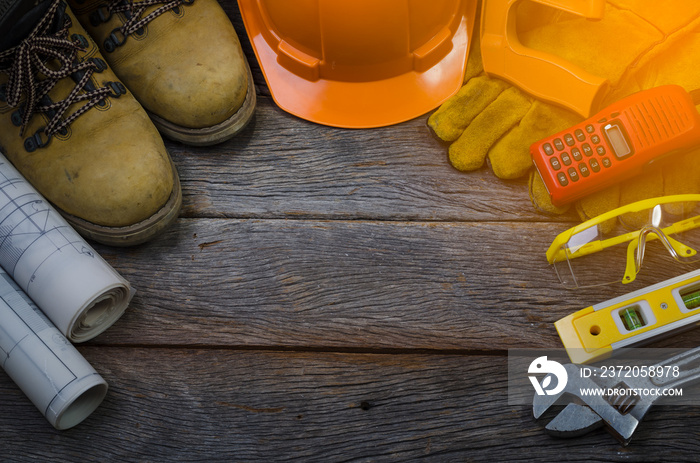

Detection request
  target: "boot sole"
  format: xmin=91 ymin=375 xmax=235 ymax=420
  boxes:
xmin=148 ymin=62 xmax=256 ymax=146
xmin=60 ymin=155 xmax=182 ymax=247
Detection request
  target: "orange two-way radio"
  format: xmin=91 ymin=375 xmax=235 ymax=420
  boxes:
xmin=530 ymin=85 xmax=700 ymax=207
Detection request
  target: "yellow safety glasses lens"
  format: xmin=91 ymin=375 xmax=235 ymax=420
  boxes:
xmin=547 ymin=195 xmax=700 ymax=288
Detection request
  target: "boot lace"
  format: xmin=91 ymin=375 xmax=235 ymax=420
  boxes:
xmin=0 ymin=0 xmax=115 ymax=149
xmin=97 ymin=0 xmax=193 ymax=51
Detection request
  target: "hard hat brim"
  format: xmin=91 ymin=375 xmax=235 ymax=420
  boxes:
xmin=239 ymin=1 xmax=477 ymax=129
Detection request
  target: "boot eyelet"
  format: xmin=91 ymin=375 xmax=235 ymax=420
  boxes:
xmin=104 ymin=28 xmax=126 ymax=53
xmin=24 ymin=128 xmax=51 ymax=152
xmin=71 ymin=33 xmax=89 ymax=49
xmin=91 ymin=57 xmax=108 ymax=72
xmin=11 ymin=109 xmax=22 ymax=126
xmin=54 ymin=125 xmax=72 ymax=141
xmin=89 ymin=6 xmax=112 ymax=26
xmin=106 ymin=81 xmax=127 ymax=98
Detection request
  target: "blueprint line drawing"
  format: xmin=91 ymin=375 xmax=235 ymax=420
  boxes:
xmin=0 ymin=268 xmax=107 ymax=429
xmin=0 ymin=152 xmax=132 ymax=342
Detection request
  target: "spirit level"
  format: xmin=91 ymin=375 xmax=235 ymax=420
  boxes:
xmin=555 ymin=268 xmax=700 ymax=363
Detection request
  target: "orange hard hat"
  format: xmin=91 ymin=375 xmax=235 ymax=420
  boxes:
xmin=238 ymin=0 xmax=477 ymax=128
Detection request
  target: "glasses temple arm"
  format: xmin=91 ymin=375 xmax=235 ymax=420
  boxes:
xmin=550 ymin=215 xmax=700 ymax=263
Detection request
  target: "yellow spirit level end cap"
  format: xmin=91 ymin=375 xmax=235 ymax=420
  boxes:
xmin=555 ymin=308 xmax=613 ymax=364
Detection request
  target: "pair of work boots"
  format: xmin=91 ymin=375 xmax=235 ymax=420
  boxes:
xmin=0 ymin=0 xmax=255 ymax=245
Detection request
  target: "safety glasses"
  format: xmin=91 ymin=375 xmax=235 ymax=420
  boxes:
xmin=547 ymin=195 xmax=700 ymax=288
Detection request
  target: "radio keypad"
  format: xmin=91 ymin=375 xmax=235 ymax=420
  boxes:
xmin=579 ymin=163 xmax=591 ymax=177
xmin=542 ymin=124 xmax=617 ymax=187
xmin=557 ymin=172 xmax=568 ymax=186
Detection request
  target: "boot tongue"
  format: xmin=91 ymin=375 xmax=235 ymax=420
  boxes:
xmin=0 ymin=0 xmax=54 ymax=52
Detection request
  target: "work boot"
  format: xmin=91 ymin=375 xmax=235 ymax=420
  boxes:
xmin=67 ymin=0 xmax=256 ymax=146
xmin=0 ymin=0 xmax=181 ymax=246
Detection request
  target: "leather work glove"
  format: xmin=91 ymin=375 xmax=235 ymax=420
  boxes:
xmin=428 ymin=19 xmax=582 ymax=184
xmin=429 ymin=1 xmax=700 ymax=220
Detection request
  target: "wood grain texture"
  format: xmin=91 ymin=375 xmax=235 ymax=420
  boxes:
xmin=168 ymin=97 xmax=556 ymax=223
xmin=2 ymin=349 xmax=700 ymax=462
xmin=3 ymin=1 xmax=700 ymax=461
xmin=90 ymin=218 xmax=700 ymax=351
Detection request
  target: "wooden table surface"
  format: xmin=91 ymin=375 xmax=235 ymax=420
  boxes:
xmin=3 ymin=2 xmax=700 ymax=461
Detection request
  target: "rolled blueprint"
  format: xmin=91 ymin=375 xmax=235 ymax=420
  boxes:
xmin=0 ymin=153 xmax=132 ymax=342
xmin=0 ymin=268 xmax=107 ymax=429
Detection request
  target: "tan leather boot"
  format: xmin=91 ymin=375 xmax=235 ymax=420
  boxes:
xmin=67 ymin=0 xmax=256 ymax=146
xmin=0 ymin=0 xmax=181 ymax=246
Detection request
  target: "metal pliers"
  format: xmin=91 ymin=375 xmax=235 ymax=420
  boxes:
xmin=532 ymin=347 xmax=700 ymax=445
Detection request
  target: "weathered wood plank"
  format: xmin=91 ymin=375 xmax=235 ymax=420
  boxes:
xmin=166 ymin=95 xmax=573 ymax=223
xmin=89 ymin=218 xmax=700 ymax=351
xmin=2 ymin=349 xmax=699 ymax=462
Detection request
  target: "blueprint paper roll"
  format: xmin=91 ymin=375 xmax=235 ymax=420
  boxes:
xmin=0 ymin=153 xmax=132 ymax=342
xmin=0 ymin=269 xmax=108 ymax=429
